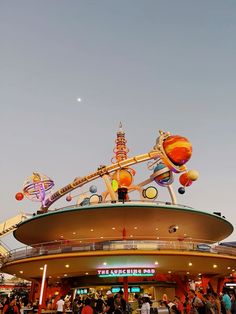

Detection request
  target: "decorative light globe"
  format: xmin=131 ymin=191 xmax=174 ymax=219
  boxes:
xmin=15 ymin=192 xmax=24 ymax=201
xmin=142 ymin=186 xmax=158 ymax=200
xmin=178 ymin=187 xmax=185 ymax=194
xmin=89 ymin=185 xmax=97 ymax=194
xmin=66 ymin=195 xmax=72 ymax=202
xmin=179 ymin=173 xmax=192 ymax=187
xmin=187 ymin=170 xmax=199 ymax=181
xmin=163 ymin=135 xmax=192 ymax=166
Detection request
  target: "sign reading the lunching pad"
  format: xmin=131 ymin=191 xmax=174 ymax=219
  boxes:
xmin=97 ymin=268 xmax=156 ymax=277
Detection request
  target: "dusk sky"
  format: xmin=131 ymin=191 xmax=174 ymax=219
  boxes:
xmin=0 ymin=1 xmax=236 ymax=249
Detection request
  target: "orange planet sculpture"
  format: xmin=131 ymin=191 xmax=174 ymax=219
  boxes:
xmin=112 ymin=169 xmax=133 ymax=188
xmin=163 ymin=135 xmax=192 ymax=166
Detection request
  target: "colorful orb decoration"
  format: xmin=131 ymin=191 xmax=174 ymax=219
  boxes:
xmin=163 ymin=135 xmax=192 ymax=166
xmin=66 ymin=195 xmax=72 ymax=202
xmin=178 ymin=187 xmax=185 ymax=194
xmin=179 ymin=173 xmax=192 ymax=187
xmin=187 ymin=170 xmax=199 ymax=181
xmin=142 ymin=186 xmax=158 ymax=200
xmin=23 ymin=172 xmax=54 ymax=202
xmin=15 ymin=192 xmax=24 ymax=201
xmin=89 ymin=194 xmax=102 ymax=204
xmin=153 ymin=163 xmax=173 ymax=187
xmin=112 ymin=169 xmax=133 ymax=188
xmin=89 ymin=185 xmax=97 ymax=194
xmin=112 ymin=179 xmax=119 ymax=192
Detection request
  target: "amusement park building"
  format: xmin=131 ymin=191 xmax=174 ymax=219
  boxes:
xmin=0 ymin=125 xmax=236 ymax=306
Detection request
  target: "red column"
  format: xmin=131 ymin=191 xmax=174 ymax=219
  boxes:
xmin=217 ymin=278 xmax=226 ymax=294
xmin=123 ymin=277 xmax=129 ymax=302
xmin=29 ymin=280 xmax=37 ymax=302
xmin=201 ymin=276 xmax=210 ymax=293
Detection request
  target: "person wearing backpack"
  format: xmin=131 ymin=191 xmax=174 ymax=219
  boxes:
xmin=3 ymin=298 xmax=19 ymax=314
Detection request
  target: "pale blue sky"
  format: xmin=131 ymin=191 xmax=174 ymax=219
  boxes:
xmin=0 ymin=1 xmax=236 ymax=248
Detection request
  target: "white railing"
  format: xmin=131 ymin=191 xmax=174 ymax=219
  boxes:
xmin=2 ymin=239 xmax=236 ymax=264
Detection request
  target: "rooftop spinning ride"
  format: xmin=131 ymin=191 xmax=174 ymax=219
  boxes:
xmin=0 ymin=124 xmax=235 ymax=307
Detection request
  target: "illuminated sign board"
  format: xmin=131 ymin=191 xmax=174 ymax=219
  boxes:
xmin=111 ymin=287 xmax=141 ymax=293
xmin=225 ymin=283 xmax=236 ymax=287
xmin=97 ymin=268 xmax=155 ymax=277
xmin=76 ymin=288 xmax=89 ymax=295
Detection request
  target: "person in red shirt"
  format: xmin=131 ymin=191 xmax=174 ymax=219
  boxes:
xmin=2 ymin=298 xmax=19 ymax=314
xmin=81 ymin=298 xmax=93 ymax=314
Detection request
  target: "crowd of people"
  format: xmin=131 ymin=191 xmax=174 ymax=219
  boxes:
xmin=0 ymin=295 xmax=35 ymax=314
xmin=54 ymin=287 xmax=236 ymax=314
xmin=159 ymin=288 xmax=236 ymax=314
xmin=0 ymin=287 xmax=235 ymax=314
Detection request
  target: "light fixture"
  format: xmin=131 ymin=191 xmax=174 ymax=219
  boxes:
xmin=103 ymin=262 xmax=107 ymax=266
xmin=134 ymin=227 xmax=138 ymax=230
xmin=60 ymin=235 xmax=64 ymax=238
xmin=19 ymin=271 xmax=23 ymax=274
xmin=85 ymin=272 xmax=89 ymax=275
xmin=72 ymin=232 xmax=76 ymax=235
xmin=227 ymin=267 xmax=231 ymax=270
xmin=155 ymin=228 xmax=159 ymax=231
xmin=112 ymin=227 xmax=116 ymax=230
xmin=188 ymin=262 xmax=193 ymax=266
xmin=213 ymin=264 xmax=217 ymax=268
xmin=155 ymin=261 xmax=159 ymax=265
xmin=186 ymin=272 xmax=190 ymax=275
xmin=40 ymin=267 xmax=43 ymax=270
xmin=157 ymin=237 xmax=160 ymax=240
xmin=65 ymin=264 xmax=70 ymax=268
xmin=100 ymin=236 xmax=104 ymax=239
xmin=169 ymin=225 xmax=179 ymax=233
xmin=90 ymin=229 xmax=94 ymax=232
xmin=64 ymin=274 xmax=67 ymax=277
xmin=168 ymin=271 xmax=172 ymax=274
xmin=130 ymin=235 xmax=133 ymax=238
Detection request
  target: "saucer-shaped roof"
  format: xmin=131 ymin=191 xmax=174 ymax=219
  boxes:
xmin=14 ymin=202 xmax=233 ymax=245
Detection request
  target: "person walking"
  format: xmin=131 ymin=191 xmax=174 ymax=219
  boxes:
xmin=141 ymin=295 xmax=150 ymax=314
xmin=56 ymin=296 xmax=65 ymax=314
xmin=103 ymin=291 xmax=115 ymax=314
xmin=222 ymin=288 xmax=231 ymax=314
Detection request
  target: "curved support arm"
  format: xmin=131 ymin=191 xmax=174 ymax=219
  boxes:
xmin=40 ymin=151 xmax=161 ymax=211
